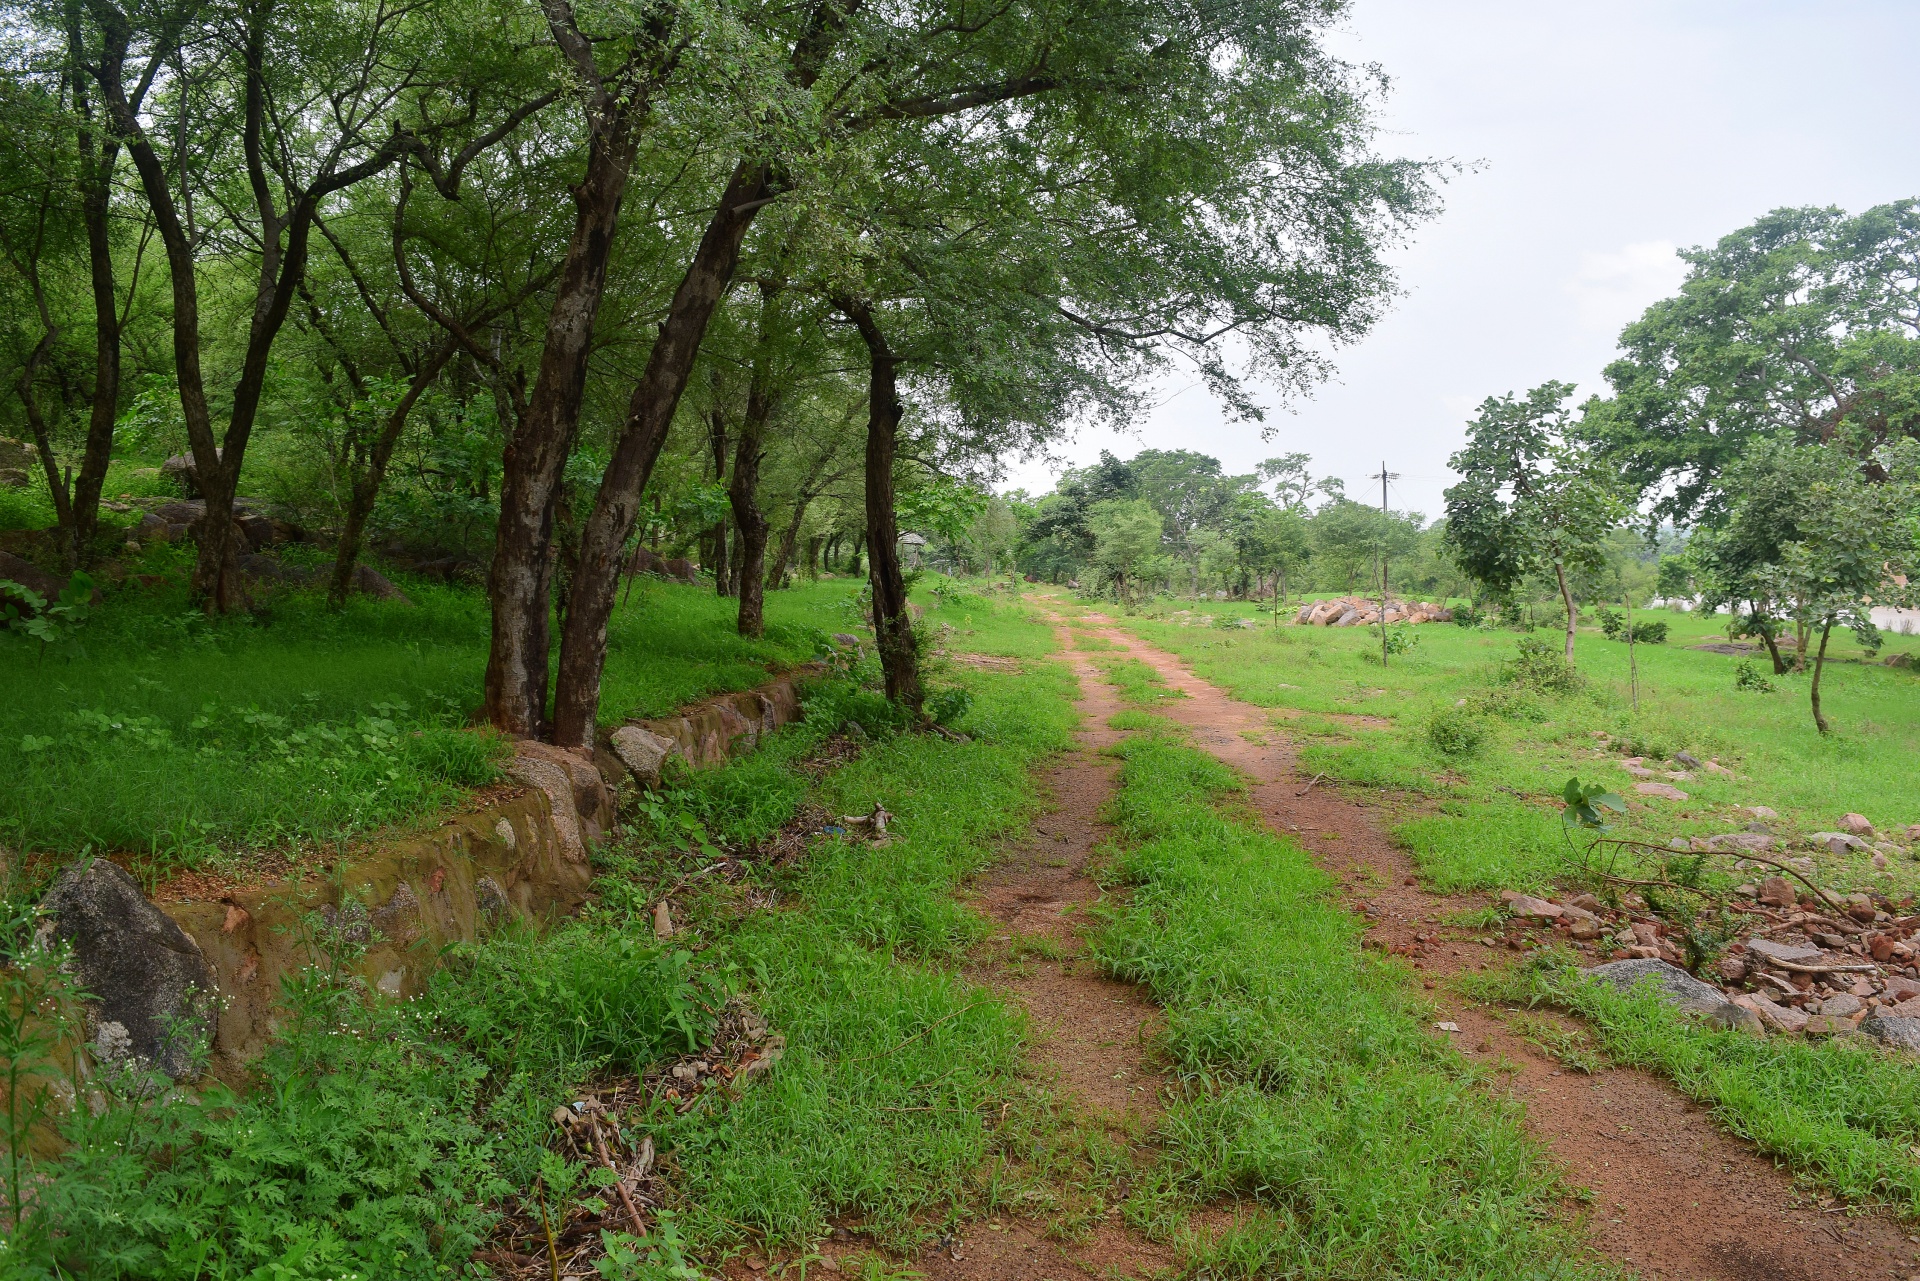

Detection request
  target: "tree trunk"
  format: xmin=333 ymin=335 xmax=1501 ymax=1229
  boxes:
xmin=839 ymin=298 xmax=922 ymax=710
xmin=481 ymin=102 xmax=640 ymax=735
xmin=549 ymin=155 xmax=789 ymax=747
xmin=707 ymin=406 xmax=732 ymax=596
xmin=1752 ymin=607 xmax=1788 ymax=676
xmin=328 ymin=342 xmax=457 ymax=607
xmin=1809 ymin=618 xmax=1834 ymax=735
xmin=69 ymin=59 xmax=123 ymax=565
xmin=1553 ymin=559 xmax=1577 ymax=662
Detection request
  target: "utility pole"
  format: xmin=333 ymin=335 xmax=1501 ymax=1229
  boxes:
xmin=1369 ymin=460 xmax=1399 ymax=666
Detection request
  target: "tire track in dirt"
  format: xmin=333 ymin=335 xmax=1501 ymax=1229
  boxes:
xmin=731 ymin=635 xmax=1181 ymax=1280
xmin=1064 ymin=606 xmax=1920 ymax=1281
xmin=904 ymin=636 xmax=1180 ymax=1281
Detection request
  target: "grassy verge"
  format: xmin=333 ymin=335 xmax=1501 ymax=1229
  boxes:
xmin=1090 ymin=719 xmax=1615 ymax=1278
xmin=7 ymin=592 xmax=1089 ymax=1276
xmin=0 ymin=575 xmax=851 ymax=867
xmin=1482 ymin=957 xmax=1920 ymax=1214
xmin=1079 ymin=594 xmax=1920 ymax=900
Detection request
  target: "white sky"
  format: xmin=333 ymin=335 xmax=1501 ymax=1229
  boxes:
xmin=1000 ymin=0 xmax=1920 ymax=518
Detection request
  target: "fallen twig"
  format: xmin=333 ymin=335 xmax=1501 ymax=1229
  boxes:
xmin=1760 ymin=958 xmax=1878 ymax=975
xmin=1295 ymin=772 xmax=1326 ymax=797
xmin=587 ymin=1116 xmax=647 ymax=1238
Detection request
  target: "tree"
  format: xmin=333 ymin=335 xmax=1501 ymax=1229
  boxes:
xmin=1585 ymin=201 xmax=1920 ymax=525
xmin=1754 ymin=441 xmax=1919 ymax=733
xmin=1088 ymin=498 xmax=1165 ymax=610
xmin=1445 ymin=382 xmax=1626 ymax=661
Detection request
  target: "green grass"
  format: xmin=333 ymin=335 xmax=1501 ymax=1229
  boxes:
xmin=1083 ymin=595 xmax=1920 ymax=899
xmin=1090 ymin=722 xmax=1615 ymax=1278
xmin=1091 ymin=656 xmax=1186 ymax=708
xmin=1486 ymin=956 xmax=1920 ymax=1214
xmin=9 ymin=599 xmax=1092 ymax=1275
xmin=0 ymin=567 xmax=852 ymax=866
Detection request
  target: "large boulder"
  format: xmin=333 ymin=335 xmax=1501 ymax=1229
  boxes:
xmin=351 ymin=564 xmax=411 ymax=604
xmin=0 ymin=549 xmax=68 ymax=606
xmin=1581 ymin=957 xmax=1729 ymax=1017
xmin=37 ymin=858 xmax=217 ymax=1081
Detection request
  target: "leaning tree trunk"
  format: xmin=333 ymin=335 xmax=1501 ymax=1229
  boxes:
xmin=329 ymin=344 xmax=457 ymax=607
xmin=839 ymin=298 xmax=921 ymax=711
xmin=1809 ymin=619 xmax=1835 ymax=735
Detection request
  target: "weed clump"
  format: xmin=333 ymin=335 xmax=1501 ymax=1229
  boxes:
xmin=1595 ymin=606 xmax=1670 ymax=645
xmin=1502 ymin=634 xmax=1585 ymax=695
xmin=1426 ymin=704 xmax=1489 ymax=757
xmin=1735 ymin=660 xmax=1777 ymax=693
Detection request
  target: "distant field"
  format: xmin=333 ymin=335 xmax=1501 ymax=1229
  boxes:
xmin=1084 ymin=594 xmax=1920 ymax=899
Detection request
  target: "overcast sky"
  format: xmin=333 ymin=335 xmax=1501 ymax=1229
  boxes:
xmin=999 ymin=0 xmax=1920 ymax=518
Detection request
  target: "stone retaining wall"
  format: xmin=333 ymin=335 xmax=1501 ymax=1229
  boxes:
xmin=45 ymin=665 xmax=824 ymax=1086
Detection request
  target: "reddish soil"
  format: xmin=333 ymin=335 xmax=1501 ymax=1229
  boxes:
xmin=1065 ymin=608 xmax=1920 ymax=1281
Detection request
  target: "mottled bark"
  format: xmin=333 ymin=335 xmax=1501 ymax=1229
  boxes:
xmin=839 ymin=297 xmax=921 ymax=710
xmin=483 ymin=55 xmax=643 ymax=735
xmin=548 ymin=160 xmax=772 ymax=747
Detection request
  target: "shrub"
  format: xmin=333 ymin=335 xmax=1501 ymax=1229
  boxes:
xmin=1427 ymin=705 xmax=1489 ymax=757
xmin=1502 ymin=635 xmax=1585 ymax=695
xmin=1734 ymin=661 xmax=1777 ymax=693
xmin=1597 ymin=606 xmax=1668 ymax=645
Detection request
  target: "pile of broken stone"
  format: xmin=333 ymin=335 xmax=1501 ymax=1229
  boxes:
xmin=1500 ymin=868 xmax=1920 ymax=1051
xmin=1296 ymin=595 xmax=1455 ymax=627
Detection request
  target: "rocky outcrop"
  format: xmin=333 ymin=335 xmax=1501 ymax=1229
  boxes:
xmin=1296 ymin=595 xmax=1454 ymax=626
xmin=39 ymin=859 xmax=217 ymax=1082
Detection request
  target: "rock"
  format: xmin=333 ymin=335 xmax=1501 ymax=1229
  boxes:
xmin=1717 ymin=955 xmax=1749 ymax=982
xmin=1500 ymin=891 xmax=1562 ymax=920
xmin=1581 ymin=958 xmax=1726 ymax=1014
xmin=0 ymin=467 xmax=28 ymax=488
xmin=133 ymin=512 xmax=170 ymax=543
xmin=1569 ymin=918 xmax=1603 ymax=940
xmin=37 ymin=858 xmax=217 ymax=1081
xmin=830 ymin=632 xmax=861 ymax=648
xmin=610 ymin=725 xmax=678 ymax=789
xmin=1757 ymin=876 xmax=1795 ymax=907
xmin=350 ymin=564 xmax=411 ymax=604
xmin=1884 ymin=652 xmax=1914 ymax=668
xmin=0 ymin=436 xmax=32 ymax=472
xmin=652 ymin=900 xmax=673 ymax=940
xmin=1840 ymin=813 xmax=1874 ymax=836
xmin=1747 ymin=937 xmax=1824 ymax=965
xmin=1743 ymin=805 xmax=1778 ymax=820
xmin=1674 ymin=750 xmax=1702 ymax=768
xmin=1706 ymin=1003 xmax=1766 ymax=1037
xmin=1810 ymin=831 xmax=1868 ymax=855
xmin=1751 ymin=996 xmax=1810 ymax=1033
xmin=1860 ymin=1014 xmax=1920 ymax=1051
xmin=1872 ymin=851 xmax=1889 ymax=870
xmin=1802 ymin=1014 xmax=1853 ymax=1038
xmin=1706 ymin=832 xmax=1776 ymax=853
xmin=1819 ymin=993 xmax=1865 ymax=1018
xmin=1847 ymin=900 xmax=1878 ymax=924
xmin=1882 ymin=997 xmax=1920 ymax=1020
xmin=1907 ymin=824 xmax=1920 ymax=842
xmin=1634 ymin=781 xmax=1688 ymax=801
xmin=1883 ymin=976 xmax=1920 ymax=1002
xmin=0 ymin=549 xmax=71 ymax=607
xmin=1568 ymin=893 xmax=1601 ymax=912
xmin=1621 ymin=762 xmax=1659 ymax=778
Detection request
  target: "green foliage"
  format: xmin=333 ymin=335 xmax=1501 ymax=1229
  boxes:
xmin=1559 ymin=776 xmax=1626 ymax=829
xmin=1501 ymin=635 xmax=1586 ymax=695
xmin=1734 ymin=660 xmax=1777 ymax=693
xmin=0 ymin=570 xmax=95 ymax=660
xmin=1426 ymin=704 xmax=1489 ymax=757
xmin=1444 ymin=383 xmax=1627 ymax=625
xmin=1595 ymin=605 xmax=1668 ymax=644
